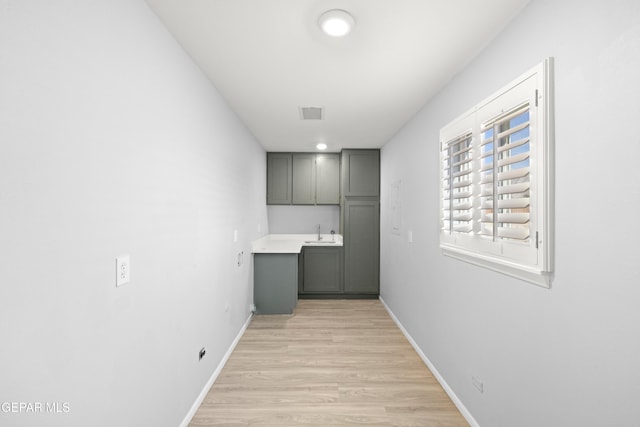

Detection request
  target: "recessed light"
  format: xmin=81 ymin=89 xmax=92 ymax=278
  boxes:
xmin=316 ymin=143 xmax=328 ymax=150
xmin=319 ymin=9 xmax=355 ymax=37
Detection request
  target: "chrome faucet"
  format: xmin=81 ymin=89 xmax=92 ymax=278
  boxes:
xmin=317 ymin=224 xmax=321 ymax=241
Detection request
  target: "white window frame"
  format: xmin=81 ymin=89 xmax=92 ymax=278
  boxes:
xmin=439 ymin=59 xmax=554 ymax=288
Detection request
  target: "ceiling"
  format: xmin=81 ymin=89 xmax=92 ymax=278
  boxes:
xmin=145 ymin=0 xmax=530 ymax=152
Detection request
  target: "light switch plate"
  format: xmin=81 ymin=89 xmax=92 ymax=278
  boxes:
xmin=116 ymin=255 xmax=130 ymax=287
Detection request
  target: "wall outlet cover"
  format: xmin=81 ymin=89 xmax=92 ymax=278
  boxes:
xmin=116 ymin=255 xmax=130 ymax=287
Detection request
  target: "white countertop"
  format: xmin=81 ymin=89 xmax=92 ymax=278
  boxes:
xmin=251 ymin=233 xmax=343 ymax=254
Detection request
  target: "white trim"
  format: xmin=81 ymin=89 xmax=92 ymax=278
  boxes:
xmin=379 ymin=297 xmax=481 ymax=427
xmin=180 ymin=313 xmax=254 ymax=427
xmin=442 ymin=246 xmax=552 ymax=288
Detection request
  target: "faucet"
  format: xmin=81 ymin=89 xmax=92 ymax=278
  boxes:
xmin=317 ymin=224 xmax=321 ymax=241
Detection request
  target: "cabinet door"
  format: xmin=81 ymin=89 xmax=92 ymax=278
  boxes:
xmin=344 ymin=200 xmax=380 ymax=294
xmin=267 ymin=153 xmax=292 ymax=205
xmin=254 ymin=254 xmax=298 ymax=314
xmin=342 ymin=150 xmax=380 ymax=197
xmin=316 ymin=154 xmax=340 ymax=204
xmin=302 ymin=247 xmax=342 ymax=293
xmin=292 ymin=154 xmax=316 ymax=205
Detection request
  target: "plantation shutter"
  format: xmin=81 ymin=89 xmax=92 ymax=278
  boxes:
xmin=439 ymin=58 xmax=552 ymax=287
xmin=479 ymin=104 xmax=531 ymax=242
xmin=442 ymin=132 xmax=474 ymax=234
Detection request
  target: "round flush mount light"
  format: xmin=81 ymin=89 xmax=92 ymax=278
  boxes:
xmin=316 ymin=143 xmax=328 ymax=150
xmin=319 ymin=9 xmax=355 ymax=37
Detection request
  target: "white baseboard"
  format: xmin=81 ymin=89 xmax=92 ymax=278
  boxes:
xmin=379 ymin=297 xmax=480 ymax=427
xmin=180 ymin=312 xmax=254 ymax=427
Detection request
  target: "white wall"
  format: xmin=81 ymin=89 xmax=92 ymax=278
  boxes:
xmin=0 ymin=1 xmax=266 ymax=426
xmin=267 ymin=205 xmax=339 ymax=235
xmin=380 ymin=0 xmax=640 ymax=426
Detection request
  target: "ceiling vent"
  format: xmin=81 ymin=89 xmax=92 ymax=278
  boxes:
xmin=299 ymin=106 xmax=324 ymax=120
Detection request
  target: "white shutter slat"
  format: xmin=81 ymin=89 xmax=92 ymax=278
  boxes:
xmin=497 ymin=152 xmax=529 ymax=168
xmin=480 ymin=182 xmax=529 ymax=196
xmin=480 ymin=168 xmax=529 ymax=185
xmin=497 ymin=227 xmax=530 ymax=240
xmin=481 ymin=213 xmax=530 ymax=224
xmin=453 ymin=225 xmax=473 ymax=233
xmin=452 ymin=145 xmax=472 ymax=157
xmin=452 ymin=179 xmax=472 ymax=189
xmin=454 ymin=201 xmax=473 ymax=210
xmin=453 ymin=213 xmax=473 ymax=221
xmin=499 ymin=182 xmax=529 ymax=195
xmin=498 ymin=168 xmax=529 ymax=181
xmin=451 ymin=191 xmax=473 ymax=200
xmin=452 ymin=157 xmax=472 ymax=168
xmin=452 ymin=169 xmax=473 ymax=179
xmin=480 ymin=162 xmax=494 ymax=172
xmin=481 ymin=198 xmax=530 ymax=209
xmin=480 ymin=135 xmax=494 ymax=147
xmin=498 ymin=136 xmax=529 ymax=154
xmin=496 ymin=120 xmax=529 ymax=140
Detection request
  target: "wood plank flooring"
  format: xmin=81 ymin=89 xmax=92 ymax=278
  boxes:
xmin=189 ymin=299 xmax=468 ymax=426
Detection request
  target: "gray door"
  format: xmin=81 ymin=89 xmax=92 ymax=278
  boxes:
xmin=344 ymin=199 xmax=380 ymax=294
xmin=302 ymin=247 xmax=343 ymax=293
xmin=267 ymin=153 xmax=292 ymax=204
xmin=292 ymin=154 xmax=316 ymax=205
xmin=342 ymin=150 xmax=380 ymax=197
xmin=316 ymin=154 xmax=340 ymax=204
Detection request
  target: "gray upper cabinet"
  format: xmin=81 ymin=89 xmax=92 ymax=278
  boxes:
xmin=315 ymin=154 xmax=340 ymax=204
xmin=341 ymin=149 xmax=380 ymax=197
xmin=292 ymin=154 xmax=316 ymax=205
xmin=267 ymin=153 xmax=292 ymax=205
xmin=268 ymin=152 xmax=340 ymax=205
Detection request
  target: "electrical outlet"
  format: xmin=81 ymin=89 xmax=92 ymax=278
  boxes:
xmin=472 ymin=376 xmax=484 ymax=394
xmin=199 ymin=347 xmax=206 ymax=361
xmin=249 ymin=303 xmax=256 ymax=313
xmin=116 ymin=255 xmax=130 ymax=287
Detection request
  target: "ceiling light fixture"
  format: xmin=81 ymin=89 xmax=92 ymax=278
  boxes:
xmin=316 ymin=143 xmax=328 ymax=150
xmin=319 ymin=9 xmax=355 ymax=37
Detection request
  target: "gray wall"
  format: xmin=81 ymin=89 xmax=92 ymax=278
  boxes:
xmin=0 ymin=1 xmax=266 ymax=426
xmin=380 ymin=0 xmax=640 ymax=426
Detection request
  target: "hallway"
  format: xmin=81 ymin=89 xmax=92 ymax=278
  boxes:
xmin=189 ymin=300 xmax=468 ymax=426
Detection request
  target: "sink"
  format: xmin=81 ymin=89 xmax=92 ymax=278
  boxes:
xmin=304 ymin=240 xmax=337 ymax=244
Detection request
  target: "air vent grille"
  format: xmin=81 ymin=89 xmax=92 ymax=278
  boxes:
xmin=299 ymin=106 xmax=324 ymax=120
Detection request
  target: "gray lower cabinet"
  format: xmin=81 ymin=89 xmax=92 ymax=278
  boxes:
xmin=254 ymin=253 xmax=298 ymax=314
xmin=343 ymin=199 xmax=380 ymax=294
xmin=299 ymin=246 xmax=343 ymax=294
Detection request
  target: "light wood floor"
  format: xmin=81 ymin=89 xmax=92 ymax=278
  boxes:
xmin=189 ymin=299 xmax=468 ymax=426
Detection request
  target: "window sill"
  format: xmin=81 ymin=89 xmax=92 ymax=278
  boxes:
xmin=442 ymin=246 xmax=552 ymax=289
